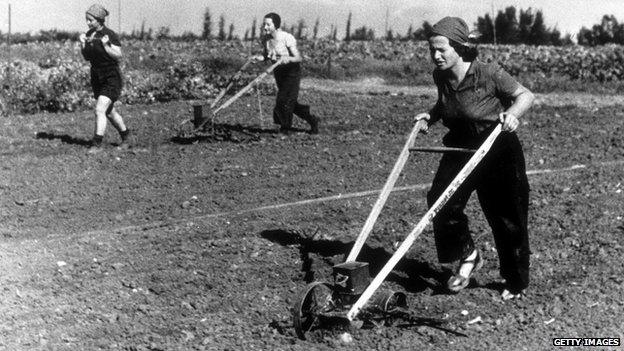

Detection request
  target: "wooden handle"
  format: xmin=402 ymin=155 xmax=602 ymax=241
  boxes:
xmin=345 ymin=119 xmax=427 ymax=262
xmin=346 ymin=124 xmax=502 ymax=321
xmin=409 ymin=147 xmax=476 ymax=154
xmin=195 ymin=62 xmax=279 ymax=130
xmin=210 ymin=59 xmax=253 ymax=108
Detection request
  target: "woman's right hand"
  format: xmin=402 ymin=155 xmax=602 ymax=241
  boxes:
xmin=414 ymin=113 xmax=430 ymax=133
xmin=79 ymin=33 xmax=87 ymax=43
xmin=250 ymin=55 xmax=264 ymax=63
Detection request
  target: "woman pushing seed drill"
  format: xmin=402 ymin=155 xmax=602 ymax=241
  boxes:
xmin=252 ymin=12 xmax=320 ymax=135
xmin=414 ymin=17 xmax=535 ymax=300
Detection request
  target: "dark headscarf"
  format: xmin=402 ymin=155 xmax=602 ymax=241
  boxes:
xmin=430 ymin=17 xmax=469 ymax=45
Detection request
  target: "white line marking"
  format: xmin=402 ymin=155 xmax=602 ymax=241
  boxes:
xmin=48 ymin=159 xmax=624 ymax=239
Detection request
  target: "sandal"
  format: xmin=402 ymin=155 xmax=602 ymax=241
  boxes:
xmin=447 ymin=250 xmax=483 ymax=292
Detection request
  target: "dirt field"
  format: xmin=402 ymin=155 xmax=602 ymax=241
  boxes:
xmin=1 ymin=78 xmax=623 ymax=350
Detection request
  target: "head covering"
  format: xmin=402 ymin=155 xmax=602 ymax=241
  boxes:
xmin=86 ymin=4 xmax=109 ymax=21
xmin=264 ymin=12 xmax=281 ymax=29
xmin=430 ymin=16 xmax=469 ymax=45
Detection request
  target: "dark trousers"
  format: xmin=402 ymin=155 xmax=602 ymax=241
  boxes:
xmin=273 ymin=62 xmax=314 ymax=128
xmin=426 ymin=131 xmax=531 ymax=292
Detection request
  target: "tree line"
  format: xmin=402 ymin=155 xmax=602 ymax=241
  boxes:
xmin=1 ymin=6 xmax=622 ymax=46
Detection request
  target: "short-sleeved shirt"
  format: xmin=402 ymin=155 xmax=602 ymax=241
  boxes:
xmin=262 ymin=30 xmax=297 ymax=62
xmin=82 ymin=26 xmax=121 ymax=69
xmin=430 ymin=60 xmax=519 ymax=137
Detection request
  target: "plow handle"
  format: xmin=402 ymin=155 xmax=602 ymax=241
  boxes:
xmin=212 ymin=62 xmax=279 ymax=115
xmin=345 ymin=119 xmax=428 ymax=262
xmin=196 ymin=62 xmax=279 ymax=130
xmin=346 ymin=124 xmax=503 ymax=321
xmin=210 ymin=58 xmax=253 ymax=108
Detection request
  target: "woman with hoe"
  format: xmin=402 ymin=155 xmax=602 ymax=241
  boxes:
xmin=415 ymin=17 xmax=535 ymax=300
xmin=79 ymin=4 xmax=132 ymax=153
xmin=252 ymin=12 xmax=319 ymax=135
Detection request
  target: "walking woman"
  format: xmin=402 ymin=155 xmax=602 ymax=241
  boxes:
xmin=79 ymin=4 xmax=132 ymax=152
xmin=414 ymin=17 xmax=535 ymax=300
xmin=252 ymin=12 xmax=319 ymax=135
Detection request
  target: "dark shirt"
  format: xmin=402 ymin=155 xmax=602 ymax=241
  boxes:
xmin=429 ymin=60 xmax=519 ymax=136
xmin=82 ymin=26 xmax=120 ymax=69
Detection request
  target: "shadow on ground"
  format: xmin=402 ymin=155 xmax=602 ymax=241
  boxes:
xmin=35 ymin=132 xmax=91 ymax=146
xmin=170 ymin=123 xmax=311 ymax=144
xmin=259 ymin=229 xmax=448 ymax=294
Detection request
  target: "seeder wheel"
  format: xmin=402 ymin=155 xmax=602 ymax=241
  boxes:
xmin=370 ymin=290 xmax=407 ymax=326
xmin=373 ymin=290 xmax=407 ymax=312
xmin=293 ymin=282 xmax=335 ymax=340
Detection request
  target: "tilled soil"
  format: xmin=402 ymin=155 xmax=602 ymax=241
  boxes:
xmin=0 ymin=79 xmax=623 ymax=350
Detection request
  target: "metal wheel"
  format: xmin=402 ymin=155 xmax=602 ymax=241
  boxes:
xmin=293 ymin=282 xmax=334 ymax=340
xmin=373 ymin=290 xmax=407 ymax=312
xmin=370 ymin=290 xmax=407 ymax=327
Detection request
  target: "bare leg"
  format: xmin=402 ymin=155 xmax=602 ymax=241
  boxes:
xmin=94 ymin=95 xmax=112 ymax=136
xmin=106 ymin=104 xmax=127 ymax=133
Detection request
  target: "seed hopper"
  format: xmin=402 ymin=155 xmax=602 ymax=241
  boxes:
xmin=292 ymin=121 xmax=503 ymax=339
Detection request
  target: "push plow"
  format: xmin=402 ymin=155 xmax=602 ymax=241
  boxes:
xmin=188 ymin=61 xmax=280 ymax=131
xmin=292 ymin=121 xmax=503 ymax=339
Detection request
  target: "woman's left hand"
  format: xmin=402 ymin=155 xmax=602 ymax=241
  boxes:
xmin=101 ymin=35 xmax=110 ymax=45
xmin=499 ymin=112 xmax=520 ymax=132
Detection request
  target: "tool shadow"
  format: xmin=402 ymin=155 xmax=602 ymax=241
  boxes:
xmin=171 ymin=123 xmax=288 ymax=144
xmin=260 ymin=229 xmax=449 ymax=294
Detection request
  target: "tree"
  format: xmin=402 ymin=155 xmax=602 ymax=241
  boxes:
xmin=412 ymin=21 xmax=432 ymax=41
xmin=228 ymin=23 xmax=235 ymax=41
xmin=155 ymin=26 xmax=170 ymax=40
xmin=495 ymin=6 xmax=519 ymax=44
xmin=218 ymin=15 xmax=226 ymax=41
xmin=202 ymin=8 xmax=212 ymax=39
xmin=518 ymin=8 xmax=533 ymax=44
xmin=313 ymin=18 xmax=320 ymax=39
xmin=386 ymin=29 xmax=394 ymax=41
xmin=529 ymin=10 xmax=548 ymax=45
xmin=296 ymin=19 xmax=306 ymax=39
xmin=345 ymin=12 xmax=352 ymax=41
xmin=406 ymin=24 xmax=413 ymax=41
xmin=351 ymin=26 xmax=375 ymax=40
xmin=251 ymin=18 xmax=257 ymax=41
xmin=476 ymin=14 xmax=495 ymax=43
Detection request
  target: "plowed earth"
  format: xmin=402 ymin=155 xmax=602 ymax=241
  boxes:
xmin=1 ymin=78 xmax=623 ymax=350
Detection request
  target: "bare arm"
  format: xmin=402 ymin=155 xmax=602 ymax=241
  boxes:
xmin=282 ymin=43 xmax=302 ymax=63
xmin=101 ymin=35 xmax=122 ymax=61
xmin=499 ymin=84 xmax=535 ymax=131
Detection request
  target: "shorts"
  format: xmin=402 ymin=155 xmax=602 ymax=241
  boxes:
xmin=90 ymin=66 xmax=122 ymax=102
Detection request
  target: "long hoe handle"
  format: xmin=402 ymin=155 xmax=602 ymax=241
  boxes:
xmin=345 ymin=120 xmax=427 ymax=262
xmin=196 ymin=62 xmax=279 ymax=130
xmin=346 ymin=124 xmax=503 ymax=321
xmin=210 ymin=59 xmax=253 ymax=108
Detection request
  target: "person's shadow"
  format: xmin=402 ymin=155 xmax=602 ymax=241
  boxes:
xmin=259 ymin=229 xmax=448 ymax=295
xmin=35 ymin=132 xmax=91 ymax=146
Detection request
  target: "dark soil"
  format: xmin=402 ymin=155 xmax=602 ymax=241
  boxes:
xmin=1 ymin=80 xmax=623 ymax=350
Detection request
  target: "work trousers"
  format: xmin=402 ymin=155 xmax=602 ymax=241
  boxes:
xmin=426 ymin=130 xmax=531 ymax=292
xmin=272 ymin=62 xmax=314 ymax=128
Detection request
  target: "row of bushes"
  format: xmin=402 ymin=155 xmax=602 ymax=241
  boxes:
xmin=1 ymin=39 xmax=624 ymax=114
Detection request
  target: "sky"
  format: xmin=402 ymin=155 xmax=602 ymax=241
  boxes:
xmin=1 ymin=0 xmax=623 ymax=40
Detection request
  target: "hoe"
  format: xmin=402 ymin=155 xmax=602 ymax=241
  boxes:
xmin=191 ymin=61 xmax=280 ymax=131
xmin=292 ymin=121 xmax=503 ymax=339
